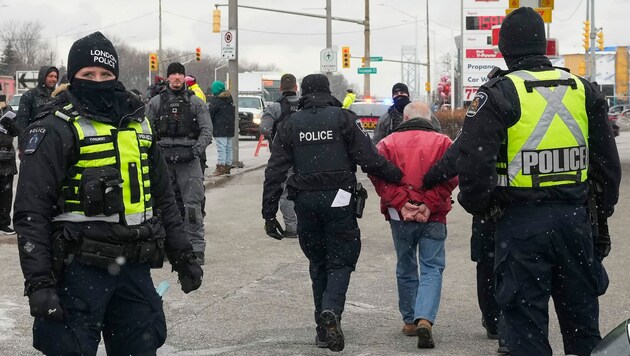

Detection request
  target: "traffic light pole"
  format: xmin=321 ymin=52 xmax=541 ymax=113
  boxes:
xmin=228 ymin=0 xmax=240 ymax=166
xmin=589 ymin=0 xmax=596 ymax=82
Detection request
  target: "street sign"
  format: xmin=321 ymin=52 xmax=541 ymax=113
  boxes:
xmin=369 ymin=56 xmax=383 ymax=62
xmin=15 ymin=70 xmax=38 ymax=93
xmin=540 ymin=0 xmax=554 ymax=9
xmin=320 ymin=48 xmax=337 ymax=73
xmin=357 ymin=67 xmax=377 ymax=74
xmin=506 ymin=7 xmax=552 ymax=23
xmin=221 ymin=29 xmax=236 ymax=60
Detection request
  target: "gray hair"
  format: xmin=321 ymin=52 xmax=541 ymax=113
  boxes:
xmin=403 ymin=101 xmax=431 ymax=122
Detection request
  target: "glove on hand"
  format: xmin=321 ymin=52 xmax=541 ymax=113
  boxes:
xmin=264 ymin=218 xmax=284 ymax=240
xmin=595 ymin=218 xmax=612 ymax=261
xmin=28 ymin=288 xmax=65 ymax=322
xmin=171 ymin=250 xmax=203 ymax=293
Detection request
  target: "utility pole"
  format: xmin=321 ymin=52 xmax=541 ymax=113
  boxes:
xmin=364 ymin=0 xmax=371 ymax=97
xmin=589 ymin=0 xmax=596 ymax=82
xmin=159 ymin=0 xmax=163 ymax=75
xmin=229 ymin=0 xmax=240 ymax=165
xmin=426 ymin=0 xmax=431 ymax=102
xmin=325 ymin=0 xmax=332 ymax=81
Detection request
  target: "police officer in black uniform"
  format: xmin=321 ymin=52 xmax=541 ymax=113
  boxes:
xmin=262 ymin=74 xmax=402 ymax=352
xmin=13 ymin=32 xmax=203 ymax=355
xmin=456 ymin=8 xmax=620 ymax=356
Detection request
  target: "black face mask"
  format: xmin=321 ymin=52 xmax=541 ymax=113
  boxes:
xmin=393 ymin=95 xmax=410 ymax=113
xmin=71 ymin=78 xmax=117 ymax=115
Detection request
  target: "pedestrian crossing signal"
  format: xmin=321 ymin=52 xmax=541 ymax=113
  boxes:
xmin=149 ymin=53 xmax=158 ymax=72
xmin=195 ymin=48 xmax=201 ymax=62
xmin=342 ymin=47 xmax=350 ymax=69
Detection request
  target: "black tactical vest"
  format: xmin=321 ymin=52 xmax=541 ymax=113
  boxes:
xmin=291 ymin=106 xmax=353 ymax=175
xmin=156 ymin=90 xmax=198 ymax=138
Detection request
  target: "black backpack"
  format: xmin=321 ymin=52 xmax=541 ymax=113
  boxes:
xmin=271 ymin=95 xmax=298 ymax=141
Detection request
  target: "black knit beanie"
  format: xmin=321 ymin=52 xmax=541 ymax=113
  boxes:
xmin=499 ymin=7 xmax=547 ymax=63
xmin=301 ymin=74 xmax=331 ymax=95
xmin=392 ymin=83 xmax=409 ymax=97
xmin=67 ymin=32 xmax=118 ymax=82
xmin=167 ymin=62 xmax=186 ymax=76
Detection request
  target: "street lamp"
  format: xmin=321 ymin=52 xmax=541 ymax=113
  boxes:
xmin=378 ymin=3 xmax=420 ymax=98
xmin=55 ymin=23 xmax=88 ymax=63
xmin=214 ymin=63 xmax=228 ymax=82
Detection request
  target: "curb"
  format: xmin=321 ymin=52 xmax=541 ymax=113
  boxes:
xmin=203 ymin=162 xmax=267 ymax=190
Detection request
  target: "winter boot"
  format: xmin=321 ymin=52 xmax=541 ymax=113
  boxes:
xmin=211 ymin=164 xmax=225 ymax=176
xmin=223 ymin=164 xmax=231 ymax=175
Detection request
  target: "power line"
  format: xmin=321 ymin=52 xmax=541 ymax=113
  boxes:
xmin=553 ymin=0 xmax=585 ymax=21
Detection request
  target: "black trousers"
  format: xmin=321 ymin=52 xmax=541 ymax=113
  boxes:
xmin=294 ymin=190 xmax=361 ymax=325
xmin=495 ymin=203 xmax=606 ymax=356
xmin=0 ymin=174 xmax=13 ymax=227
xmin=470 ymin=214 xmax=501 ymax=335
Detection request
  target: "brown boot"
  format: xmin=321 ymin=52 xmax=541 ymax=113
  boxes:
xmin=402 ymin=323 xmax=416 ymax=336
xmin=211 ymin=164 xmax=225 ymax=176
xmin=223 ymin=164 xmax=231 ymax=175
xmin=416 ymin=319 xmax=435 ymax=348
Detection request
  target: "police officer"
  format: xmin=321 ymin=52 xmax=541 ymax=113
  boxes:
xmin=262 ymin=74 xmax=402 ymax=352
xmin=13 ymin=32 xmax=203 ymax=355
xmin=259 ymin=73 xmax=300 ymax=238
xmin=146 ymin=62 xmax=213 ymax=264
xmin=456 ymin=8 xmax=621 ymax=356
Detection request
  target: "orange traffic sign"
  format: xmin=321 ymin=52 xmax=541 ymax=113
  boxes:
xmin=506 ymin=7 xmax=552 ymax=23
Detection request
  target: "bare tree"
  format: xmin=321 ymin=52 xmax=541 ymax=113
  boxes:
xmin=0 ymin=20 xmax=52 ymax=68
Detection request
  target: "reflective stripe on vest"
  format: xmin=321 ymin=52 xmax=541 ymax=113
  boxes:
xmin=499 ymin=69 xmax=589 ymax=188
xmin=53 ymin=108 xmax=154 ymax=226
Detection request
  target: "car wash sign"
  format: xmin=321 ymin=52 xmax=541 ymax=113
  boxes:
xmin=462 ymin=0 xmax=506 ymax=102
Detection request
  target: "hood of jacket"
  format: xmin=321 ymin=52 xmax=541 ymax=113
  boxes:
xmin=298 ymin=92 xmax=342 ymax=110
xmin=394 ymin=118 xmax=439 ymax=133
xmin=37 ymin=65 xmax=59 ymax=88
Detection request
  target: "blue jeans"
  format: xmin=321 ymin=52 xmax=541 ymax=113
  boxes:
xmin=389 ymin=220 xmax=447 ymax=324
xmin=215 ymin=137 xmax=233 ymax=165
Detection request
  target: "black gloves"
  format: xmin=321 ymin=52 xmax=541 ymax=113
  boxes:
xmin=170 ymin=250 xmax=203 ymax=293
xmin=28 ymin=288 xmax=65 ymax=322
xmin=265 ymin=218 xmax=284 ymax=240
xmin=595 ymin=218 xmax=611 ymax=261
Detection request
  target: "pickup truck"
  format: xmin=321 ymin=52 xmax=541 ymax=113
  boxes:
xmin=238 ymin=94 xmax=266 ymax=138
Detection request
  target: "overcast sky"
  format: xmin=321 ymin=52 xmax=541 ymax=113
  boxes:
xmin=6 ymin=0 xmax=630 ymax=98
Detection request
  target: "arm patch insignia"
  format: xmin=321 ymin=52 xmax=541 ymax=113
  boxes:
xmin=23 ymin=126 xmax=47 ymax=155
xmin=466 ymin=92 xmax=488 ymax=118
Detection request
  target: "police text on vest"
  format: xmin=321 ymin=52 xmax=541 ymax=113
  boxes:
xmin=521 ymin=146 xmax=588 ymax=175
xmin=299 ymin=130 xmax=333 ymax=142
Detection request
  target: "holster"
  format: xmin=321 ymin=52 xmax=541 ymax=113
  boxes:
xmin=51 ymin=230 xmax=67 ymax=283
xmin=354 ymin=183 xmax=368 ymax=219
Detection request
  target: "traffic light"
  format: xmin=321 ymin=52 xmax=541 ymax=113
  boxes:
xmin=582 ymin=20 xmax=590 ymax=51
xmin=597 ymin=30 xmax=604 ymax=51
xmin=149 ymin=53 xmax=158 ymax=72
xmin=341 ymin=46 xmax=350 ymax=69
xmin=425 ymin=82 xmax=431 ymax=93
xmin=213 ymin=9 xmax=221 ymax=33
xmin=361 ymin=57 xmax=365 ymax=67
xmin=195 ymin=47 xmax=201 ymax=62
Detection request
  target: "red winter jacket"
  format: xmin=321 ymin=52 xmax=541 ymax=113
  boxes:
xmin=369 ymin=118 xmax=458 ymax=224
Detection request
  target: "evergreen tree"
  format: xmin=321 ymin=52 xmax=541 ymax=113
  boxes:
xmin=0 ymin=41 xmax=19 ymax=76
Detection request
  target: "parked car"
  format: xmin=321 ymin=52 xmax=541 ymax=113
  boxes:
xmin=8 ymin=94 xmax=22 ymax=111
xmin=348 ymin=102 xmax=389 ymax=131
xmin=238 ymin=95 xmax=265 ymax=138
xmin=607 ymin=105 xmax=630 ymax=137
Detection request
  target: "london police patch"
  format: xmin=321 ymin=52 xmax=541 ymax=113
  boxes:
xmin=466 ymin=92 xmax=488 ymax=118
xmin=23 ymin=126 xmax=47 ymax=155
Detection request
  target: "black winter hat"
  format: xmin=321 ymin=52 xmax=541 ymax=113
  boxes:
xmin=67 ymin=32 xmax=118 ymax=82
xmin=392 ymin=83 xmax=409 ymax=97
xmin=301 ymin=74 xmax=331 ymax=95
xmin=499 ymin=7 xmax=547 ymax=60
xmin=167 ymin=62 xmax=186 ymax=76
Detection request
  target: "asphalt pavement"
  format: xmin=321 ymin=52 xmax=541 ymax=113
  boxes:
xmin=0 ymin=133 xmax=629 ymax=355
